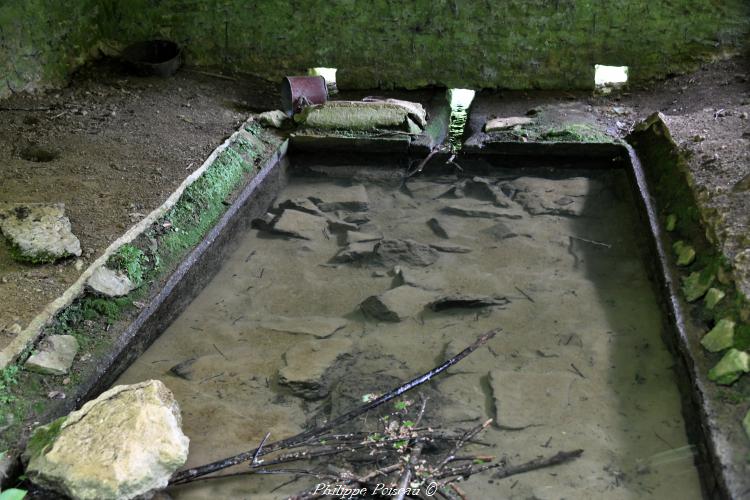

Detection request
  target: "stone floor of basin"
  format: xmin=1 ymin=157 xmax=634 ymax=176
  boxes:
xmin=115 ymin=167 xmax=703 ymax=499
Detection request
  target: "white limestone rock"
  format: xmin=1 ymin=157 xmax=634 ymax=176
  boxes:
xmin=0 ymin=203 xmax=81 ymax=263
xmin=26 ymin=380 xmax=189 ymax=500
xmin=88 ymin=266 xmax=137 ymax=297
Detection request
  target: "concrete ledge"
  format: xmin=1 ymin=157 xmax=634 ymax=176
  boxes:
xmin=627 ymin=115 xmax=750 ymax=498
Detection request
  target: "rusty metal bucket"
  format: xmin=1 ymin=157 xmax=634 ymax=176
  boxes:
xmin=281 ymin=76 xmax=328 ymax=116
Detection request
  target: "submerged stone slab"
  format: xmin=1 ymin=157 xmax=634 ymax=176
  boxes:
xmin=258 ymin=316 xmax=348 ymax=338
xmin=360 ymin=285 xmax=438 ymax=322
xmin=508 ymin=177 xmax=598 ymax=216
xmin=332 ymin=241 xmax=377 ymax=263
xmin=441 ymin=177 xmax=513 ymax=208
xmin=346 ymin=230 xmax=383 ymax=244
xmin=276 ymin=198 xmax=325 ymax=216
xmin=0 ymin=203 xmax=81 ymax=263
xmin=442 ymin=201 xmax=524 ymax=219
xmin=278 ymin=338 xmax=353 ymax=399
xmin=373 ymin=238 xmax=440 ymax=267
xmin=25 ymin=335 xmax=79 ymax=376
xmin=309 ymin=184 xmax=369 ymax=212
xmin=489 ymin=370 xmax=574 ymax=429
xmin=87 ymin=266 xmax=137 ymax=297
xmin=272 ymin=209 xmax=329 ymax=240
xmin=26 ymin=380 xmax=189 ymax=500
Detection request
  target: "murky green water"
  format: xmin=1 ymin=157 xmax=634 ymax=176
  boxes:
xmin=116 ymin=167 xmax=703 ymax=499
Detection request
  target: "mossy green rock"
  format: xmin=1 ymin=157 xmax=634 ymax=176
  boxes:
xmin=705 ymin=287 xmax=726 ymax=310
xmin=708 ymin=348 xmax=750 ymax=385
xmin=665 ymin=214 xmax=677 ymax=232
xmin=673 ymin=240 xmax=696 ymax=266
xmin=682 ymin=269 xmax=714 ymax=302
xmin=743 ymin=409 xmax=750 ymax=441
xmin=701 ymin=319 xmax=736 ymax=352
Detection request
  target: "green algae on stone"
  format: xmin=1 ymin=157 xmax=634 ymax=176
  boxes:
xmin=673 ymin=240 xmax=696 ymax=266
xmin=665 ymin=214 xmax=677 ymax=232
xmin=682 ymin=269 xmax=715 ymax=302
xmin=705 ymin=287 xmax=726 ymax=310
xmin=295 ymin=101 xmax=417 ymax=132
xmin=701 ymin=318 xmax=736 ymax=352
xmin=744 ymin=409 xmax=750 ymax=441
xmin=708 ymin=348 xmax=750 ymax=385
xmin=24 ymin=416 xmax=66 ymax=462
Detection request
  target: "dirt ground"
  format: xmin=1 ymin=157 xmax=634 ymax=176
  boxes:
xmin=0 ymin=55 xmax=747 ymax=353
xmin=0 ymin=60 xmax=278 ymax=349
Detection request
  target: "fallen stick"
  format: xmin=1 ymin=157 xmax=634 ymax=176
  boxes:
xmin=170 ymin=329 xmax=499 ymax=485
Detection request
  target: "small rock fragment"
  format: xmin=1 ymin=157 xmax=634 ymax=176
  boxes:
xmin=428 ymin=294 xmax=509 ymax=312
xmin=276 ymin=198 xmax=325 ymax=216
xmin=704 ymin=288 xmax=726 ymax=310
xmin=665 ymin=214 xmax=677 ymax=232
xmin=429 ymin=243 xmax=472 ymax=254
xmin=681 ymin=270 xmax=714 ymax=302
xmin=708 ymin=348 xmax=750 ymax=385
xmin=443 ymin=177 xmax=513 ymax=207
xmin=700 ymin=319 xmax=735 ymax=353
xmin=373 ymin=239 xmax=440 ymax=267
xmin=481 ymin=221 xmax=526 ymax=241
xmin=360 ymin=285 xmax=438 ymax=322
xmin=485 ymin=116 xmax=533 ymax=132
xmin=673 ymin=241 xmax=696 ymax=266
xmin=169 ymin=358 xmax=197 ymax=380
xmin=88 ymin=266 xmax=137 ymax=297
xmin=442 ymin=202 xmax=523 ymax=219
xmin=258 ymin=110 xmax=291 ymax=129
xmin=258 ymin=316 xmax=348 ymax=338
xmin=25 ymin=335 xmax=79 ymax=376
xmin=426 ymin=218 xmax=450 ymax=239
xmin=346 ymin=231 xmax=383 ymax=244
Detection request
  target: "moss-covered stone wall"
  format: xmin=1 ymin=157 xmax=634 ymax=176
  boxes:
xmin=0 ymin=0 xmax=101 ymax=98
xmin=1 ymin=0 xmax=749 ymax=98
xmin=97 ymin=0 xmax=750 ymax=89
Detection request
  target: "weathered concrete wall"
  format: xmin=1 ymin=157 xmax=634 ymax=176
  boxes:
xmin=1 ymin=0 xmax=749 ymax=98
xmin=98 ymin=0 xmax=750 ymax=89
xmin=0 ymin=0 xmax=101 ymax=98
